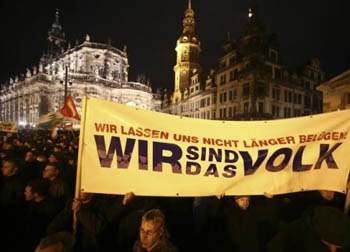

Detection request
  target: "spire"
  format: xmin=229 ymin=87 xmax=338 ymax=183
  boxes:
xmin=183 ymin=0 xmax=195 ymax=34
xmin=244 ymin=3 xmax=264 ymax=36
xmin=42 ymin=9 xmax=66 ymax=62
xmin=55 ymin=8 xmax=60 ymax=24
xmin=184 ymin=0 xmax=194 ymax=18
xmin=52 ymin=8 xmax=62 ymax=31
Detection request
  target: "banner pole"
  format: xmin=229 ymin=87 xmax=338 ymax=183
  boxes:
xmin=73 ymin=96 xmax=88 ymax=234
xmin=345 ymin=187 xmax=350 ymax=216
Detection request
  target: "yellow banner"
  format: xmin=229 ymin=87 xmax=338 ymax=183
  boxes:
xmin=79 ymin=97 xmax=350 ymax=197
xmin=0 ymin=122 xmax=18 ymax=133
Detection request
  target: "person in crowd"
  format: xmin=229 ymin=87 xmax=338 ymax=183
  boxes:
xmin=47 ymin=192 xmax=107 ymax=252
xmin=267 ymin=206 xmax=350 ymax=252
xmin=192 ymin=196 xmax=211 ymax=249
xmin=157 ymin=196 xmax=194 ymax=251
xmin=114 ymin=193 xmax=159 ymax=251
xmin=1 ymin=129 xmax=349 ymax=252
xmin=48 ymin=152 xmax=65 ymax=165
xmin=96 ymin=191 xmax=154 ymax=251
xmin=0 ymin=158 xmax=25 ymax=251
xmin=42 ymin=162 xmax=71 ymax=209
xmin=301 ymin=189 xmax=345 ymax=213
xmin=21 ymin=150 xmax=41 ymax=183
xmin=35 ymin=231 xmax=76 ymax=252
xmin=36 ymin=153 xmax=48 ymax=171
xmin=133 ymin=208 xmax=179 ymax=252
xmin=0 ymin=141 xmax=15 ymax=162
xmin=23 ymin=178 xmax=60 ymax=251
xmin=210 ymin=195 xmax=260 ymax=252
xmin=60 ymin=154 xmax=77 ymax=189
xmin=53 ymin=145 xmax=63 ymax=153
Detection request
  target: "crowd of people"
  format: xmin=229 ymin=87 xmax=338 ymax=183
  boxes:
xmin=0 ymin=129 xmax=349 ymax=252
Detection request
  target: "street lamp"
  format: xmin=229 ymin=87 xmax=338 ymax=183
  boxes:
xmin=60 ymin=65 xmax=72 ymax=101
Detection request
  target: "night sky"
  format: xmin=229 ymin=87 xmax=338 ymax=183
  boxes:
xmin=0 ymin=0 xmax=349 ymax=91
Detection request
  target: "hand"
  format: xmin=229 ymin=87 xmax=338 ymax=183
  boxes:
xmin=264 ymin=192 xmax=274 ymax=199
xmin=123 ymin=191 xmax=135 ymax=206
xmin=72 ymin=199 xmax=81 ymax=212
xmin=216 ymin=193 xmax=225 ymax=200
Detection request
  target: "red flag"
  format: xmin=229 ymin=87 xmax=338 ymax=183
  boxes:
xmin=60 ymin=94 xmax=80 ymax=121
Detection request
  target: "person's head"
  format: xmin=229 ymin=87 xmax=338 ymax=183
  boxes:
xmin=234 ymin=196 xmax=250 ymax=210
xmin=35 ymin=232 xmax=75 ymax=252
xmin=319 ymin=190 xmax=335 ymax=201
xmin=37 ymin=154 xmax=47 ymax=163
xmin=13 ymin=139 xmax=23 ymax=147
xmin=25 ymin=179 xmax=49 ymax=202
xmin=53 ymin=145 xmax=62 ymax=153
xmin=49 ymin=153 xmax=59 ymax=163
xmin=2 ymin=142 xmax=14 ymax=151
xmin=42 ymin=163 xmax=60 ymax=181
xmin=67 ymin=155 xmax=76 ymax=166
xmin=24 ymin=141 xmax=32 ymax=148
xmin=1 ymin=159 xmax=19 ymax=177
xmin=139 ymin=209 xmax=166 ymax=251
xmin=80 ymin=192 xmax=93 ymax=203
xmin=25 ymin=150 xmax=36 ymax=162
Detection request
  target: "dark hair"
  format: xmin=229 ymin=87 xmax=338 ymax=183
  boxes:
xmin=51 ymin=152 xmax=65 ymax=164
xmin=46 ymin=162 xmax=62 ymax=172
xmin=27 ymin=178 xmax=50 ymax=198
xmin=4 ymin=158 xmax=20 ymax=169
xmin=142 ymin=209 xmax=165 ymax=230
xmin=36 ymin=232 xmax=75 ymax=252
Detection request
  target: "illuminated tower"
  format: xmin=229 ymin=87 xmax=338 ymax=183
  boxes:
xmin=173 ymin=0 xmax=201 ymax=103
xmin=40 ymin=9 xmax=66 ymax=66
xmin=47 ymin=9 xmax=66 ymax=56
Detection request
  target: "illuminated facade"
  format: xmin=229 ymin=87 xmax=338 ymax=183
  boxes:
xmin=317 ymin=70 xmax=350 ymax=112
xmin=0 ymin=11 xmax=161 ymax=126
xmin=165 ymin=4 xmax=325 ymax=120
xmin=173 ymin=0 xmax=201 ymax=103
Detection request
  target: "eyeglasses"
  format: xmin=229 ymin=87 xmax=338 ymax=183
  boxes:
xmin=139 ymin=227 xmax=159 ymax=236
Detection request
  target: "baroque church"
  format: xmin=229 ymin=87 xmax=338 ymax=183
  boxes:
xmin=0 ymin=10 xmax=161 ymax=127
xmin=163 ymin=1 xmax=325 ymax=120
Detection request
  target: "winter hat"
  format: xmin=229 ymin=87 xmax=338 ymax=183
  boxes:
xmin=311 ymin=206 xmax=350 ymax=247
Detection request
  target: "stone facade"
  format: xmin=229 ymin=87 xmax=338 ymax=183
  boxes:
xmin=317 ymin=70 xmax=350 ymax=112
xmin=164 ymin=4 xmax=325 ymax=120
xmin=0 ymin=11 xmax=161 ymax=126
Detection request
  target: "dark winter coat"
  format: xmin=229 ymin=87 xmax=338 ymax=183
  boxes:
xmin=267 ymin=206 xmax=350 ymax=252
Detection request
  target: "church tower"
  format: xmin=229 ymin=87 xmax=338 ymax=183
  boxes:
xmin=47 ymin=9 xmax=66 ymax=56
xmin=40 ymin=9 xmax=66 ymax=67
xmin=173 ymin=0 xmax=201 ymax=103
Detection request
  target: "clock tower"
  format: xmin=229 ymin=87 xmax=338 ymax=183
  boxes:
xmin=173 ymin=0 xmax=201 ymax=103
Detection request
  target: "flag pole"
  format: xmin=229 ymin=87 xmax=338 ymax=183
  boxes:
xmin=73 ymin=96 xmax=88 ymax=234
xmin=70 ymin=127 xmax=76 ymax=142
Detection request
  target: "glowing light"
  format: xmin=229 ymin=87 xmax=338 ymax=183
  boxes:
xmin=248 ymin=8 xmax=253 ymax=18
